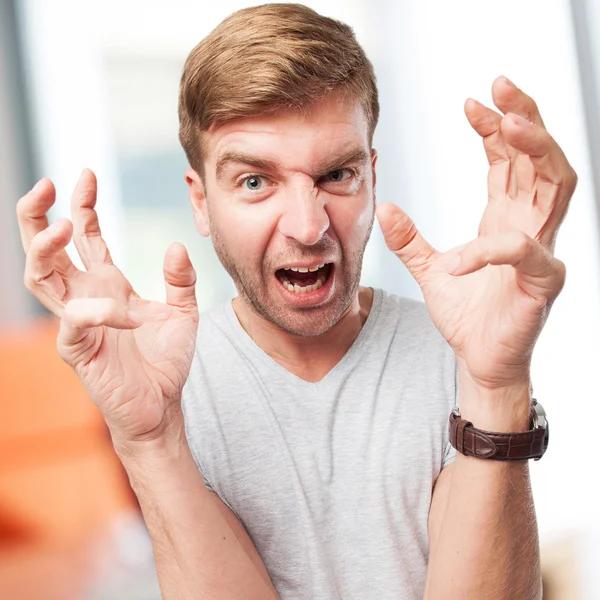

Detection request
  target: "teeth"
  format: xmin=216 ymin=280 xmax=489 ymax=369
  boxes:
xmin=283 ymin=263 xmax=327 ymax=273
xmin=281 ymin=278 xmax=324 ymax=294
xmin=277 ymin=263 xmax=330 ymax=295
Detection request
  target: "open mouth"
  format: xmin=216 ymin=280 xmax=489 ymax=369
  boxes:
xmin=275 ymin=263 xmax=333 ymax=294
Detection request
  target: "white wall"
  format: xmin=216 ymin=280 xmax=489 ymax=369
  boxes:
xmin=17 ymin=0 xmax=124 ymax=267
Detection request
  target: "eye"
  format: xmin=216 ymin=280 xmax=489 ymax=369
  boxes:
xmin=324 ymin=168 xmax=354 ymax=183
xmin=242 ymin=175 xmax=266 ymax=191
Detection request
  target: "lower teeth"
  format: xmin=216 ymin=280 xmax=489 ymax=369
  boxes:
xmin=279 ymin=272 xmax=327 ymax=294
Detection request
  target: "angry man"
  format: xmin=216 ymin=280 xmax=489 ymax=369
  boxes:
xmin=17 ymin=4 xmax=577 ymax=599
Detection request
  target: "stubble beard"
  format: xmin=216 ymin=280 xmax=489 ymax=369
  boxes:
xmin=210 ymin=219 xmax=374 ymax=338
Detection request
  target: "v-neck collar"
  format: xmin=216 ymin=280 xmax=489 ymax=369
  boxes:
xmin=222 ymin=288 xmax=384 ymax=388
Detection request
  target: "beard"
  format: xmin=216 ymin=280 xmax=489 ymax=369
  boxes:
xmin=209 ymin=215 xmax=374 ymax=338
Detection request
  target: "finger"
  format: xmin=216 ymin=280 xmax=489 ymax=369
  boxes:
xmin=501 ymin=113 xmax=578 ymax=246
xmin=58 ymin=297 xmax=141 ymax=355
xmin=16 ymin=178 xmax=56 ymax=252
xmin=164 ymin=243 xmax=198 ymax=312
xmin=16 ymin=179 xmax=72 ymax=263
xmin=17 ymin=178 xmax=76 ymax=275
xmin=71 ymin=169 xmax=113 ymax=269
xmin=376 ymin=202 xmax=438 ymax=285
xmin=491 ymin=76 xmax=545 ymax=127
xmin=464 ymin=98 xmax=508 ymax=165
xmin=63 ymin=297 xmax=141 ymax=329
xmin=447 ymin=232 xmax=565 ymax=301
xmin=500 ymin=113 xmax=577 ymax=190
xmin=24 ymin=219 xmax=76 ymax=312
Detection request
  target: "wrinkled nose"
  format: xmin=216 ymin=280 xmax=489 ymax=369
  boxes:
xmin=277 ymin=186 xmax=330 ymax=246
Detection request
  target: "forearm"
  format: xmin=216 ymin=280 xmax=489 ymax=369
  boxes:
xmin=115 ymin=420 xmax=279 ymax=600
xmin=424 ymin=376 xmax=542 ymax=600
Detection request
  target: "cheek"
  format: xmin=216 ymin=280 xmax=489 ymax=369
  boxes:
xmin=212 ymin=201 xmax=279 ymax=264
xmin=328 ymin=193 xmax=375 ymax=242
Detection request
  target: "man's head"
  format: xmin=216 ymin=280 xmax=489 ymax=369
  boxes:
xmin=178 ymin=3 xmax=379 ymax=337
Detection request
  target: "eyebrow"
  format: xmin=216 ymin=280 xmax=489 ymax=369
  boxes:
xmin=215 ymin=151 xmax=280 ymax=181
xmin=214 ymin=147 xmax=370 ymax=181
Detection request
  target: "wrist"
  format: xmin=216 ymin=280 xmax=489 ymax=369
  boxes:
xmin=457 ymin=368 xmax=532 ymax=432
xmin=111 ymin=410 xmax=188 ymax=468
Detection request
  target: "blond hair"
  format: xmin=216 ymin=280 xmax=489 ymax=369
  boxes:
xmin=178 ymin=3 xmax=379 ymax=175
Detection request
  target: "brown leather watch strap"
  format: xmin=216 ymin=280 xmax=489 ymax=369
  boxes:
xmin=448 ymin=404 xmax=549 ymax=461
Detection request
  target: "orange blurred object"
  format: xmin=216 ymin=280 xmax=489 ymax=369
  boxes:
xmin=0 ymin=317 xmax=135 ymax=594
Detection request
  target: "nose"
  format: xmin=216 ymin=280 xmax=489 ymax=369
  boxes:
xmin=277 ymin=183 xmax=330 ymax=246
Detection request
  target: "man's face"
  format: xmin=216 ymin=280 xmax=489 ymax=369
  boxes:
xmin=189 ymin=94 xmax=377 ymax=337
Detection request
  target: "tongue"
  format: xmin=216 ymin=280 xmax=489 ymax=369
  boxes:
xmin=288 ymin=272 xmax=317 ymax=286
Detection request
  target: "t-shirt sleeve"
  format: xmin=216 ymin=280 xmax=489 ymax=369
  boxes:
xmin=181 ymin=378 xmax=217 ymax=493
xmin=188 ymin=445 xmax=216 ymax=493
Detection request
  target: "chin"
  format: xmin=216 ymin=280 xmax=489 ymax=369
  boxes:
xmin=274 ymin=315 xmax=336 ymax=338
xmin=262 ymin=297 xmax=349 ymax=338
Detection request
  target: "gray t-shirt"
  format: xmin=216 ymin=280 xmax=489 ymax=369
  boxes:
xmin=182 ymin=288 xmax=457 ymax=599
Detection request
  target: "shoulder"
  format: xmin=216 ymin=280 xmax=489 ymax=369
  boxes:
xmin=375 ymin=288 xmax=445 ymax=341
xmin=373 ymin=287 xmax=456 ymax=383
xmin=184 ymin=299 xmax=244 ymax=399
xmin=197 ymin=300 xmax=232 ymax=334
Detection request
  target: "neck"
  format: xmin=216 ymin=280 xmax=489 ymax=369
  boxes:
xmin=232 ymin=287 xmax=374 ymax=383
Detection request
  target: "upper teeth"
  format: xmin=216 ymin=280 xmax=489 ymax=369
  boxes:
xmin=285 ymin=263 xmax=325 ymax=273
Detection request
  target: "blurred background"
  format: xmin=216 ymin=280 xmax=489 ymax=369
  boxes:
xmin=1 ymin=0 xmax=599 ymax=598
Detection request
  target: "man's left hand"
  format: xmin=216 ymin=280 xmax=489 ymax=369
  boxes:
xmin=377 ymin=76 xmax=578 ymax=391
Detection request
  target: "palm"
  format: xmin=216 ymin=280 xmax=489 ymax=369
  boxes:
xmin=63 ymin=265 xmax=198 ymax=439
xmin=419 ymin=146 xmax=557 ymax=383
xmin=420 ymin=257 xmax=543 ymax=388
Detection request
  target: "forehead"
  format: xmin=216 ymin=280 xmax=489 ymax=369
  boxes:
xmin=204 ymin=95 xmax=370 ymax=173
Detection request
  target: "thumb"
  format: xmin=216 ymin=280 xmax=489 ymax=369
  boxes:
xmin=164 ymin=242 xmax=198 ymax=312
xmin=376 ymin=202 xmax=437 ymax=284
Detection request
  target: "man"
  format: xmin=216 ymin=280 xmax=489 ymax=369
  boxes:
xmin=16 ymin=3 xmax=577 ymax=599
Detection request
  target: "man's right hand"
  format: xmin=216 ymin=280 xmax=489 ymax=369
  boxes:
xmin=17 ymin=169 xmax=199 ymax=447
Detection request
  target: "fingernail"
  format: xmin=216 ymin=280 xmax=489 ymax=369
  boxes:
xmin=504 ymin=76 xmax=516 ymax=88
xmin=447 ymin=255 xmax=462 ymax=274
xmin=127 ymin=310 xmax=143 ymax=326
xmin=33 ymin=178 xmax=44 ymax=192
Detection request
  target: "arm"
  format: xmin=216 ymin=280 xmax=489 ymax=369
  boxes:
xmin=425 ymin=381 xmax=541 ymax=600
xmin=376 ymin=77 xmax=577 ymax=600
xmin=16 ymin=171 xmax=279 ymax=600
xmin=116 ymin=419 xmax=278 ymax=600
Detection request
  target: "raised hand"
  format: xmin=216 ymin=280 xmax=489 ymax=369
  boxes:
xmin=17 ymin=169 xmax=199 ymax=445
xmin=464 ymin=76 xmax=577 ymax=250
xmin=377 ymin=77 xmax=577 ymax=391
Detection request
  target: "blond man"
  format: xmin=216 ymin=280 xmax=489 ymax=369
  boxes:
xmin=17 ymin=4 xmax=577 ymax=599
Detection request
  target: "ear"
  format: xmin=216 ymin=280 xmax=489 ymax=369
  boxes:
xmin=371 ymin=148 xmax=378 ymax=198
xmin=185 ymin=168 xmax=211 ymax=237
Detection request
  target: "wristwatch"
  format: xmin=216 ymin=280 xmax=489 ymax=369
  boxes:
xmin=448 ymin=399 xmax=549 ymax=461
